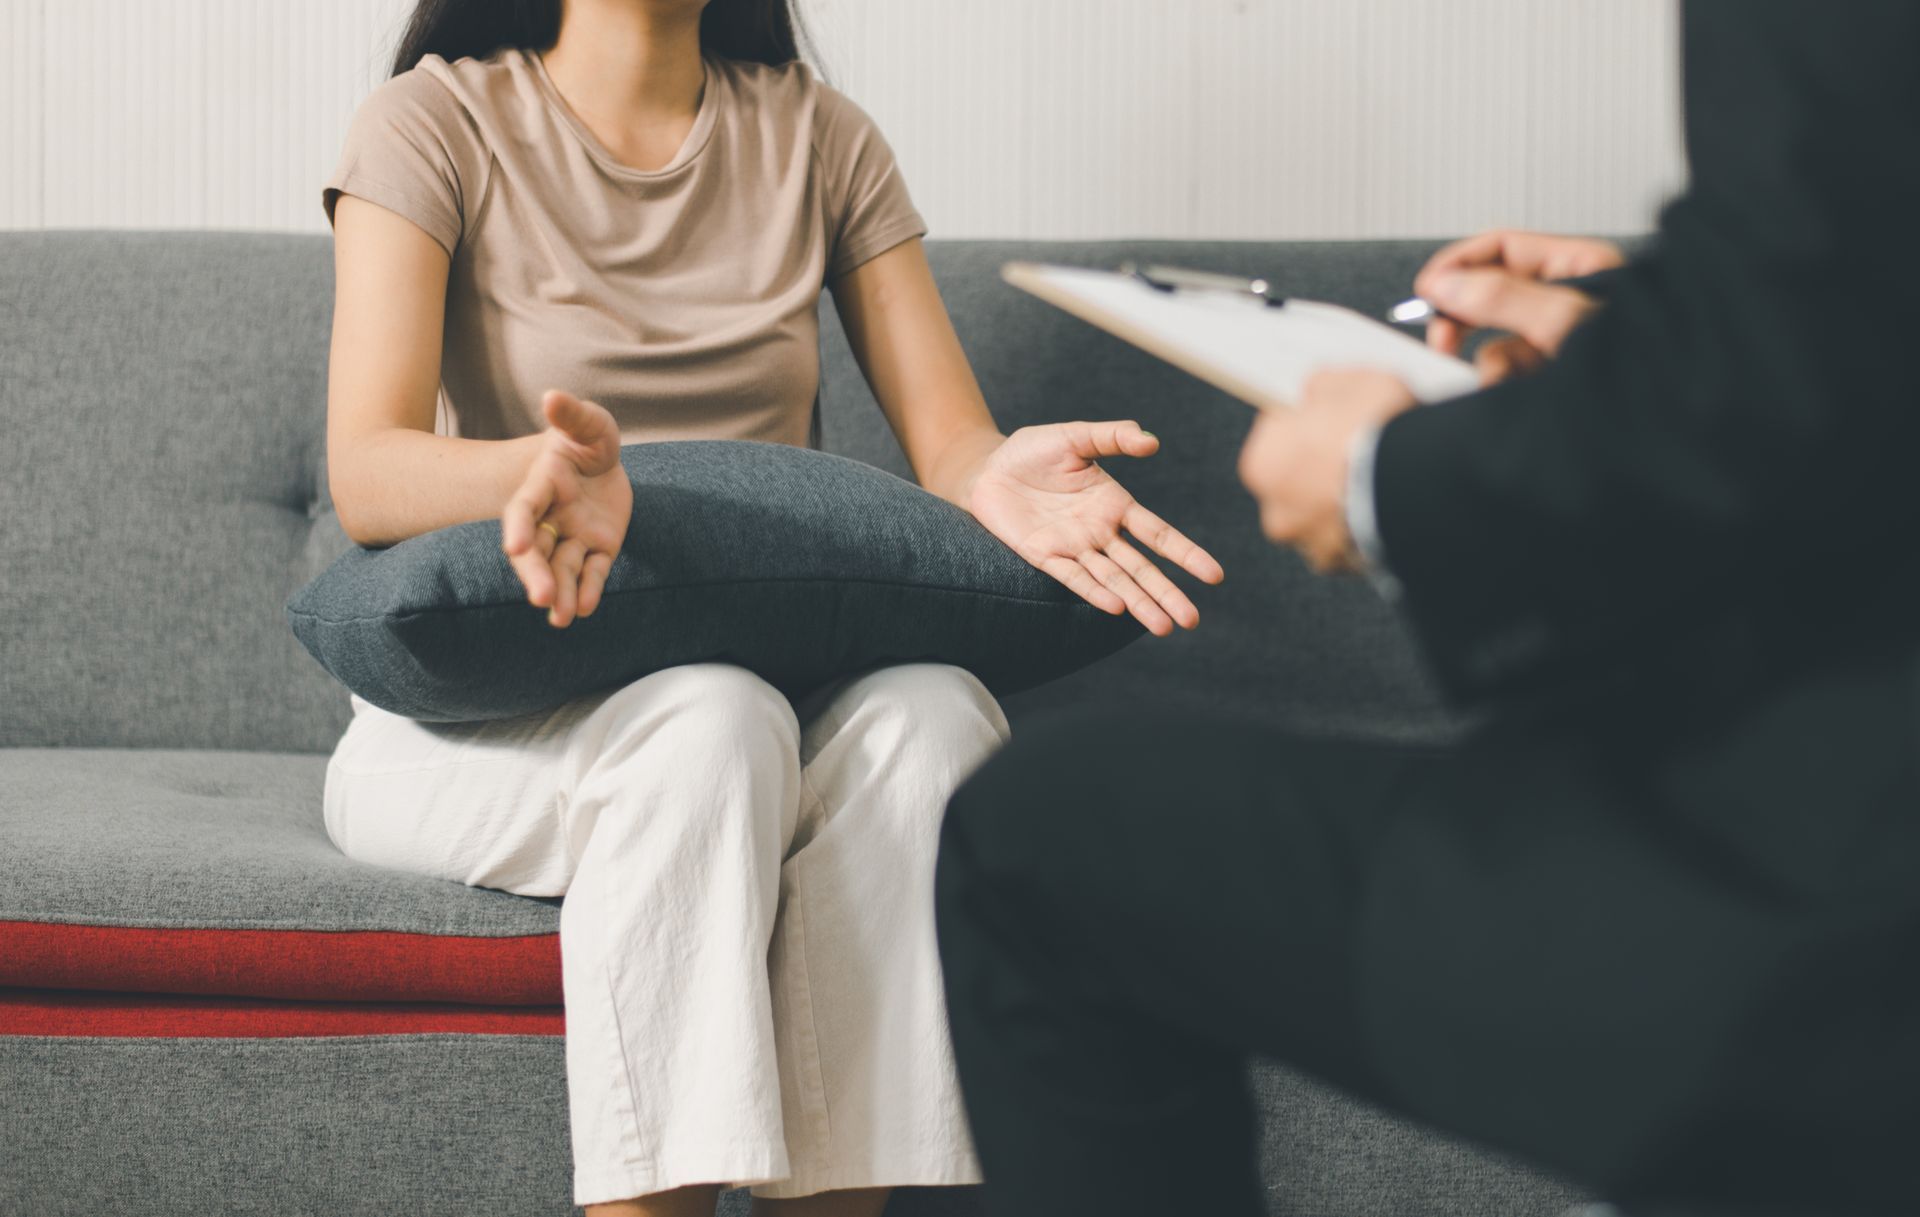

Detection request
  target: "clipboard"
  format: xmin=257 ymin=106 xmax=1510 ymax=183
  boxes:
xmin=1002 ymin=262 xmax=1481 ymax=410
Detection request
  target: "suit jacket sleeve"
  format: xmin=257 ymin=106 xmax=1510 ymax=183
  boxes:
xmin=1370 ymin=0 xmax=1920 ymax=705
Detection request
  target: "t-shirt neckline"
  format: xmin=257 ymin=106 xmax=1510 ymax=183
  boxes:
xmin=521 ymin=47 xmax=722 ymax=181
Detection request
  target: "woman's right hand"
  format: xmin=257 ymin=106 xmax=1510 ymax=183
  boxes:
xmin=1412 ymin=230 xmax=1626 ymax=384
xmin=502 ymin=389 xmax=633 ymax=629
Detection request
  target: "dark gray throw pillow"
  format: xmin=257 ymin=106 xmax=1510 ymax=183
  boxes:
xmin=287 ymin=440 xmax=1143 ymax=722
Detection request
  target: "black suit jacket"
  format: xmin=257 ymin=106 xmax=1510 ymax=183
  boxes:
xmin=1373 ymin=1 xmax=1920 ymax=719
xmin=1361 ymin=12 xmax=1920 ymax=1209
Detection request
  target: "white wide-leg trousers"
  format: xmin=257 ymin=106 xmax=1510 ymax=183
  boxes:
xmin=321 ymin=662 xmax=1011 ymax=1206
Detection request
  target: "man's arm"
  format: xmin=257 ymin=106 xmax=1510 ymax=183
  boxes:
xmin=1367 ymin=0 xmax=1920 ymax=703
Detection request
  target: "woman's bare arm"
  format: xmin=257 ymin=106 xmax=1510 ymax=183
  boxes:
xmin=325 ymin=193 xmax=546 ymax=547
xmin=826 ymin=238 xmax=1003 ymax=508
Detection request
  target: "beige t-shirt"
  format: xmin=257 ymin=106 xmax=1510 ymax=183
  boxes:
xmin=321 ymin=48 xmax=927 ymax=447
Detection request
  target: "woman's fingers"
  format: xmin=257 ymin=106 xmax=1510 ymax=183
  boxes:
xmin=576 ymin=551 xmax=613 ymax=619
xmin=502 ymin=475 xmax=558 ymax=558
xmin=1079 ymin=548 xmax=1174 ymax=637
xmin=507 ymin=540 xmax=554 ymax=609
xmin=544 ymin=389 xmax=606 ymax=447
xmin=508 ymin=512 xmax=562 ymax=609
xmin=541 ymin=388 xmax=582 ymax=427
xmin=506 ymin=520 xmax=613 ymax=626
xmin=542 ymin=389 xmax=624 ymax=473
xmin=546 ymin=537 xmax=586 ymax=627
xmin=1039 ymin=554 xmax=1126 ymax=616
xmin=1123 ymin=502 xmax=1225 ymax=584
xmin=1060 ymin=419 xmax=1158 ymax=463
xmin=1104 ymin=537 xmax=1198 ymax=631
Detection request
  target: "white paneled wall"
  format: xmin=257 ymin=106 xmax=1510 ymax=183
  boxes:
xmin=808 ymin=0 xmax=1687 ymax=239
xmin=7 ymin=0 xmax=410 ymax=231
xmin=1 ymin=0 xmax=1686 ymax=239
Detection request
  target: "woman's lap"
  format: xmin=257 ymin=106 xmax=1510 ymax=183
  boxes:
xmin=322 ymin=662 xmax=1005 ymax=896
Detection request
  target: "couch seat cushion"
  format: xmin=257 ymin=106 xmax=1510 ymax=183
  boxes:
xmin=0 ymin=749 xmax=562 ymax=1005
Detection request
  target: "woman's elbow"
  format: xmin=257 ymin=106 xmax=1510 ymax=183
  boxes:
xmin=329 ymin=493 xmax=380 ymax=549
xmin=324 ymin=451 xmax=382 ymax=548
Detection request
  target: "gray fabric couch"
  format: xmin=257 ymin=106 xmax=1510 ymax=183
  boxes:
xmin=0 ymin=230 xmax=1588 ymax=1217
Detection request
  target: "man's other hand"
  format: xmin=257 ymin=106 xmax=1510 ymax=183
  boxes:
xmin=1237 ymin=370 xmax=1418 ymax=573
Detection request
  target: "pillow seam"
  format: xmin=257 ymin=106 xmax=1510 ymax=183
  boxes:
xmin=289 ymin=573 xmax=1097 ymax=627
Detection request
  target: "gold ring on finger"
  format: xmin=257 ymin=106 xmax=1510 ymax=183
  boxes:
xmin=538 ymin=521 xmax=561 ymax=542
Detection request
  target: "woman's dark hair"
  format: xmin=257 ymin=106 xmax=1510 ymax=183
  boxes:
xmin=390 ymin=0 xmax=804 ymax=78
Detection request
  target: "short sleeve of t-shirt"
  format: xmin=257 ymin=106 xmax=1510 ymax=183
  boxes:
xmin=810 ymin=80 xmax=928 ymax=281
xmin=321 ymin=67 xmax=490 ymax=259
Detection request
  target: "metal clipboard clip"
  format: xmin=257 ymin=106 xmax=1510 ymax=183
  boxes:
xmin=1122 ymin=262 xmax=1288 ymax=309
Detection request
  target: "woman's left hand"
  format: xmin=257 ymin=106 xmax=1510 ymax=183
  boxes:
xmin=965 ymin=421 xmax=1225 ymax=636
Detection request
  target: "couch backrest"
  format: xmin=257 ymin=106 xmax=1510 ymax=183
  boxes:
xmin=0 ymin=231 xmax=1461 ymax=754
xmin=1 ymin=232 xmax=350 ymax=752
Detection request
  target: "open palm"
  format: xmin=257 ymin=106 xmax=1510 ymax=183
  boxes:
xmin=967 ymin=421 xmax=1225 ymax=636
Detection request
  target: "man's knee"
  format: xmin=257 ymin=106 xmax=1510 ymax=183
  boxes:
xmin=943 ymin=714 xmax=1100 ymax=860
xmin=935 ymin=711 xmax=1140 ymax=959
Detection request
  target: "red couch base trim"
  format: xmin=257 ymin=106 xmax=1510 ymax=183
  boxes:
xmin=0 ymin=987 xmax=565 ymax=1038
xmin=0 ymin=919 xmax=562 ymax=1005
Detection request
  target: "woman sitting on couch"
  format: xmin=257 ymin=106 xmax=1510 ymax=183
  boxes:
xmin=317 ymin=0 xmax=1224 ymax=1214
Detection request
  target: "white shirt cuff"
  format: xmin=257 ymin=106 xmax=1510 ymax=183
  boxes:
xmin=1344 ymin=423 xmax=1403 ymax=601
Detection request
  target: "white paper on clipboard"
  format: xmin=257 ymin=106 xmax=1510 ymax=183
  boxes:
xmin=1002 ymin=262 xmax=1481 ymax=409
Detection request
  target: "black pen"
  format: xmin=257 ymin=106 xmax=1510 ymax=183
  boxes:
xmin=1385 ymin=268 xmax=1623 ymax=327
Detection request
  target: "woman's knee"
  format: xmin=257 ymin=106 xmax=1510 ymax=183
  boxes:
xmin=569 ymin=665 xmax=801 ymax=811
xmin=814 ymin=663 xmax=1011 ymax=758
xmin=561 ymin=665 xmax=805 ymax=861
xmin=589 ymin=663 xmax=801 ymax=754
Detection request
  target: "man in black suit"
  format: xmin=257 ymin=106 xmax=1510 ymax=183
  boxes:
xmin=932 ymin=3 xmax=1920 ymax=1215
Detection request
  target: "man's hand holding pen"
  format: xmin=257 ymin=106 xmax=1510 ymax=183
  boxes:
xmin=1237 ymin=230 xmax=1625 ymax=571
xmin=1415 ymin=229 xmax=1625 ymax=379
